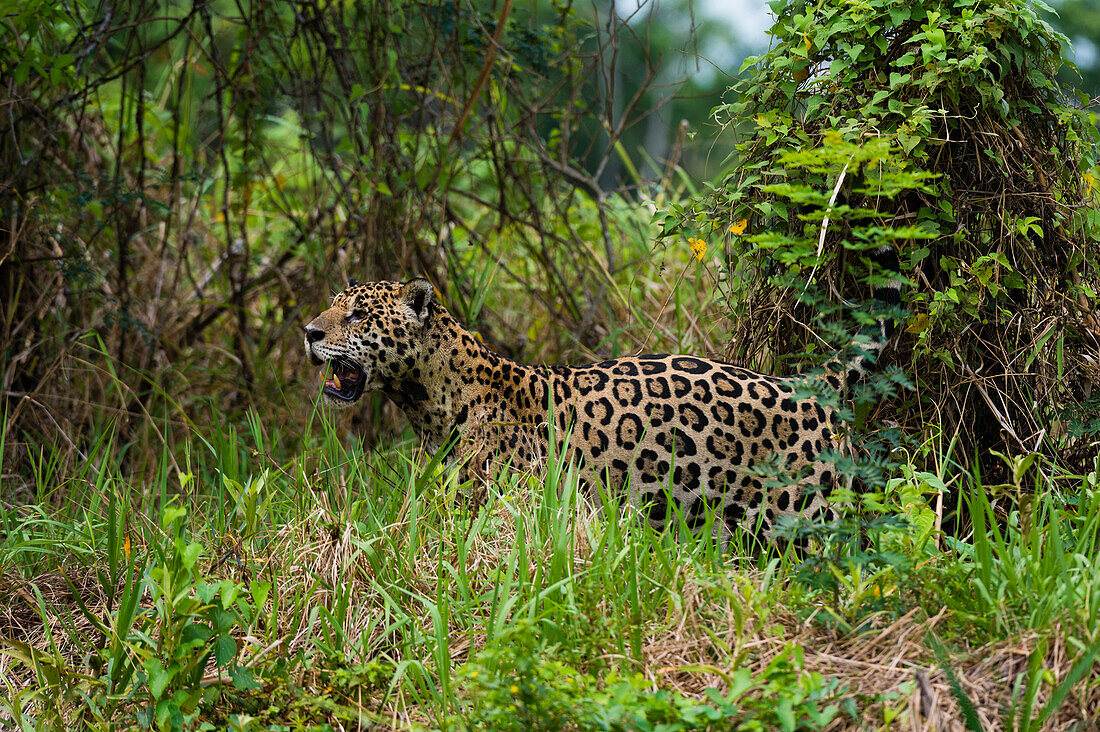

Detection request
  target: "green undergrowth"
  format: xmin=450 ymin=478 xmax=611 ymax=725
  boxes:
xmin=2 ymin=410 xmax=1100 ymax=730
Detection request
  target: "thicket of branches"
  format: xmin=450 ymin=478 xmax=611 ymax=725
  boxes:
xmin=0 ymin=0 xmax=693 ymax=487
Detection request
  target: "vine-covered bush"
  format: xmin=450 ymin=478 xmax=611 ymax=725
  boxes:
xmin=679 ymin=0 xmax=1100 ymax=474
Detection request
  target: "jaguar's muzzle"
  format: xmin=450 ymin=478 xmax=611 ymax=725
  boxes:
xmin=322 ymin=356 xmax=367 ymax=403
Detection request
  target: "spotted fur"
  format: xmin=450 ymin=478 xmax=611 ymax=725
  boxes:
xmin=305 ymin=251 xmax=898 ymax=540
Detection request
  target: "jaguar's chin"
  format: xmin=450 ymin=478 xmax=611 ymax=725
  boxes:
xmin=321 ymin=357 xmax=367 ymax=405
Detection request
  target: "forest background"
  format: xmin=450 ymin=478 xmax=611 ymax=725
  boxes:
xmin=3 ymin=0 xmax=1100 ymax=729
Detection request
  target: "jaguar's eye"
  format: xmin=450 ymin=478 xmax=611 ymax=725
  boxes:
xmin=347 ymin=309 xmax=367 ymax=323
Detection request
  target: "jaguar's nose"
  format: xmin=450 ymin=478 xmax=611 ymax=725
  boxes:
xmin=305 ymin=325 xmax=325 ymax=343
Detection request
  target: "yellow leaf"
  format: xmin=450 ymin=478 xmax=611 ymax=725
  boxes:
xmin=803 ymin=35 xmax=812 ymax=52
xmin=689 ymin=238 xmax=706 ymax=261
xmin=906 ymin=313 xmax=930 ymax=334
xmin=425 ymin=460 xmax=446 ymax=488
xmin=1086 ymin=171 xmax=1094 ymax=196
xmin=124 ymin=533 xmax=131 ymax=560
xmin=728 ymin=219 xmax=748 ymax=236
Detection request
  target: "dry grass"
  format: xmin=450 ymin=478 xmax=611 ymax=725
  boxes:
xmin=3 ymin=469 xmax=1098 ymax=729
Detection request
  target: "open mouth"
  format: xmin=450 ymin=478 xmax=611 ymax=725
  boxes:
xmin=322 ymin=357 xmax=366 ymax=403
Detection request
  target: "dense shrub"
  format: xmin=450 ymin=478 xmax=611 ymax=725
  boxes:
xmin=681 ymin=0 xmax=1100 ymax=478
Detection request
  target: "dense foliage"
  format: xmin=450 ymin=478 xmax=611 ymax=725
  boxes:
xmin=0 ymin=0 xmax=713 ymax=484
xmin=682 ymin=0 xmax=1100 ymax=478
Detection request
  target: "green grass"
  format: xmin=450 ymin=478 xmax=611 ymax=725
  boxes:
xmin=2 ymin=410 xmax=1099 ymax=730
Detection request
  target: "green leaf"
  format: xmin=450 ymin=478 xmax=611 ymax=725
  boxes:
xmin=888 ymin=72 xmax=912 ymax=88
xmin=161 ymin=505 xmax=187 ymax=529
xmin=14 ymin=61 xmax=31 ymax=84
xmin=219 ymin=579 xmax=239 ymax=609
xmin=1033 ymin=643 xmax=1100 ymax=729
xmin=777 ymin=696 xmax=795 ymax=730
xmin=888 ymin=6 xmax=911 ymax=24
xmin=181 ymin=541 xmax=202 ymax=570
xmin=180 ymin=621 xmax=214 ymax=648
xmin=230 ymin=664 xmax=263 ymax=690
xmin=213 ymin=607 xmax=236 ymax=634
xmin=155 ymin=700 xmax=171 ymax=728
xmin=147 ymin=658 xmax=177 ymax=700
xmin=214 ymin=635 xmax=237 ymax=667
xmin=195 ymin=580 xmax=218 ymax=604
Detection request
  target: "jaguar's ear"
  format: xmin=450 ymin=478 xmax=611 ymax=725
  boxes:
xmin=400 ymin=278 xmax=434 ymax=326
xmin=347 ymin=277 xmax=359 ymax=288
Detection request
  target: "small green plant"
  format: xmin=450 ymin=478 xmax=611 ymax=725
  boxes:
xmin=454 ymin=620 xmax=595 ymax=731
xmin=455 ymin=622 xmax=844 ymax=731
xmin=129 ymin=502 xmax=263 ymax=729
xmin=1 ymin=496 xmax=265 ymax=730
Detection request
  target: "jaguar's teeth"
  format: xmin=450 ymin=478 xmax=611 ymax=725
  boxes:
xmin=332 ymin=373 xmax=342 ymax=390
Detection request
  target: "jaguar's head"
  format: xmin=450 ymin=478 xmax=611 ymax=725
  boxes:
xmin=303 ymin=278 xmax=434 ymax=408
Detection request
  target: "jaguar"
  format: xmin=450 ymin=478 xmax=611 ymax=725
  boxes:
xmin=304 ymin=247 xmax=898 ymax=540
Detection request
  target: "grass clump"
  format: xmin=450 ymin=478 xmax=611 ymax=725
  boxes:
xmin=3 ymin=407 xmax=1100 ymax=729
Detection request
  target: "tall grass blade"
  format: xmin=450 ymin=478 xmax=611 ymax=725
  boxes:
xmin=929 ymin=634 xmax=983 ymax=731
xmin=1031 ymin=641 xmax=1100 ymax=731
